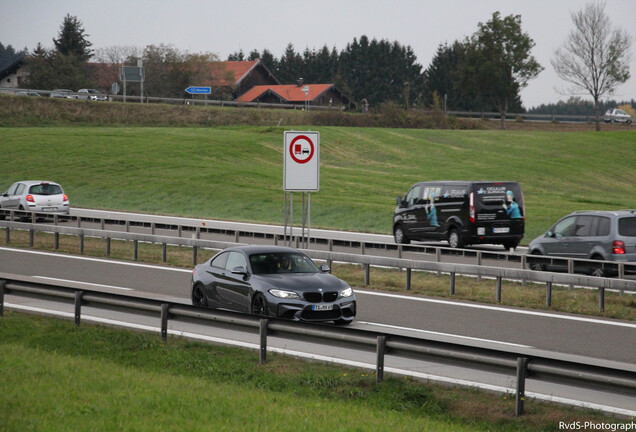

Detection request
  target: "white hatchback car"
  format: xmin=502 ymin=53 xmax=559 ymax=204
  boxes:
xmin=603 ymin=108 xmax=632 ymax=124
xmin=0 ymin=181 xmax=70 ymax=215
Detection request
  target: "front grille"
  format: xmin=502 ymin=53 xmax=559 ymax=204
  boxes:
xmin=301 ymin=307 xmax=341 ymax=320
xmin=303 ymin=291 xmax=339 ymax=303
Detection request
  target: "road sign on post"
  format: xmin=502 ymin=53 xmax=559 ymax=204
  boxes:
xmin=284 ymin=131 xmax=319 ymax=192
xmin=185 ymin=86 xmax=212 ymax=94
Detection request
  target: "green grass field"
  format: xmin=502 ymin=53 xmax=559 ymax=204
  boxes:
xmin=0 ymin=312 xmax=622 ymax=432
xmin=1 ymin=126 xmax=635 ymax=243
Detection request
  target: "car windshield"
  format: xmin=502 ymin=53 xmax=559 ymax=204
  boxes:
xmin=28 ymin=184 xmax=63 ymax=195
xmin=249 ymin=252 xmax=320 ymax=274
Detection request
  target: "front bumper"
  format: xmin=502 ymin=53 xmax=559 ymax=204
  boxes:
xmin=276 ymin=300 xmax=356 ymax=323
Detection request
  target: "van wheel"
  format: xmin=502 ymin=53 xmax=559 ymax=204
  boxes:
xmin=394 ymin=225 xmax=410 ymax=244
xmin=448 ymin=229 xmax=463 ymax=248
xmin=503 ymin=240 xmax=519 ymax=250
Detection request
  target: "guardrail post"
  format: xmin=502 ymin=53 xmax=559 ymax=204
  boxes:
xmin=79 ymin=234 xmax=84 ymax=254
xmin=619 ymin=263 xmax=625 ymax=282
xmin=567 ymin=259 xmax=574 ymax=290
xmin=4 ymin=226 xmax=9 ymax=244
xmin=436 ymin=248 xmax=442 ymax=276
xmin=406 ymin=268 xmax=412 ymax=291
xmin=235 ymin=230 xmax=240 ymax=243
xmin=54 ymin=232 xmax=59 ymax=250
xmin=77 ymin=216 xmax=81 ymax=228
xmin=133 ymin=240 xmax=138 ymax=260
xmin=125 ymin=220 xmax=130 ymax=233
xmin=476 ymin=252 xmax=482 ymax=282
xmin=178 ymin=225 xmax=183 ymax=239
xmin=193 ymin=246 xmax=198 ymax=266
xmin=162 ymin=243 xmax=167 ymax=262
xmin=599 ymin=287 xmax=605 ymax=313
xmin=54 ymin=214 xmax=59 ymax=226
xmin=100 ymin=218 xmax=105 ymax=230
xmin=364 ymin=264 xmax=370 ymax=286
xmin=106 ymin=237 xmax=111 ymax=256
xmin=29 ymin=229 xmax=34 ymax=247
xmin=449 ymin=272 xmax=456 ymax=296
xmin=398 ymin=245 xmax=403 ymax=259
xmin=546 ymin=282 xmax=552 ymax=307
xmin=31 ymin=212 xmax=36 ymax=224
xmin=515 ymin=357 xmax=529 ymax=416
xmin=361 ymin=242 xmax=365 ymax=255
xmin=259 ymin=319 xmax=269 ymax=365
xmin=161 ymin=304 xmax=169 ymax=341
xmin=496 ymin=277 xmax=502 ymax=303
xmin=520 ymin=255 xmax=527 ymax=286
xmin=195 ymin=226 xmax=200 ymax=239
xmin=74 ymin=291 xmax=83 ymax=326
xmin=376 ymin=335 xmax=387 ymax=383
xmin=152 ymin=222 xmax=156 ymax=236
xmin=0 ymin=279 xmax=5 ymax=316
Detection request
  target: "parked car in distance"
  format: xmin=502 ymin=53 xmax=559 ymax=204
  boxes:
xmin=528 ymin=210 xmax=636 ymax=277
xmin=394 ymin=181 xmax=525 ymax=249
xmin=75 ymin=88 xmax=107 ymax=101
xmin=603 ymin=108 xmax=632 ymax=124
xmin=0 ymin=180 xmax=70 ymax=215
xmin=191 ymin=245 xmax=356 ymax=325
xmin=50 ymin=89 xmax=73 ymax=98
xmin=15 ymin=91 xmax=40 ymax=97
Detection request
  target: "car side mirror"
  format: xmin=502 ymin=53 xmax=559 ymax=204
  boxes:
xmin=545 ymin=231 xmax=553 ymax=238
xmin=320 ymin=264 xmax=330 ymax=272
xmin=1 ymin=193 xmax=7 ymax=197
xmin=396 ymin=196 xmax=403 ymax=207
xmin=231 ymin=266 xmax=247 ymax=275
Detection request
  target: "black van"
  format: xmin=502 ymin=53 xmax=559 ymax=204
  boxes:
xmin=393 ymin=181 xmax=525 ymax=249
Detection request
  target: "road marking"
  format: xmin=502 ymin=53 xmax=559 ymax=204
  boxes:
xmin=6 ymin=302 xmax=635 ymax=418
xmin=356 ymin=321 xmax=533 ymax=348
xmin=3 ymin=247 xmax=634 ymax=329
xmin=0 ymin=247 xmax=191 ymax=273
xmin=32 ymin=276 xmax=133 ymax=291
xmin=355 ymin=289 xmax=636 ymax=329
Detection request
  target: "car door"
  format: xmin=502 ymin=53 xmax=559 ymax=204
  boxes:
xmin=217 ymin=251 xmax=251 ymax=312
xmin=2 ymin=183 xmax=23 ymax=209
xmin=420 ymin=185 xmax=443 ymax=237
xmin=567 ymin=215 xmax=597 ymax=259
xmin=543 ymin=216 xmax=577 ymax=259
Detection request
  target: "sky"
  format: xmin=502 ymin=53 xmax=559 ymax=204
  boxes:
xmin=1 ymin=0 xmax=635 ymax=109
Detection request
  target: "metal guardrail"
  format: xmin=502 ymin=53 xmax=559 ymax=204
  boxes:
xmin=1 ymin=273 xmax=634 ymax=417
xmin=448 ymin=110 xmax=603 ymax=124
xmin=1 ymin=213 xmax=636 ymax=313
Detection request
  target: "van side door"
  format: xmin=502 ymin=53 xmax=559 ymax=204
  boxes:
xmin=401 ymin=184 xmax=424 ymax=236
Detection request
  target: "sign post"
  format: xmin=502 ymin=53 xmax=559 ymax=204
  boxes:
xmin=283 ymin=131 xmax=319 ymax=248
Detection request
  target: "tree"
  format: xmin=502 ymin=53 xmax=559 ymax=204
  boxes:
xmin=551 ymin=2 xmax=632 ymax=131
xmin=53 ymin=14 xmax=93 ymax=61
xmin=460 ymin=12 xmax=543 ymax=129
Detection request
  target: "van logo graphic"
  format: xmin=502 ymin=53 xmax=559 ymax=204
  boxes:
xmin=477 ymin=188 xmax=485 ymax=194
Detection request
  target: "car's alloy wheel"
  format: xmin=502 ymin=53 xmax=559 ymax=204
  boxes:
xmin=251 ymin=294 xmax=269 ymax=317
xmin=192 ymin=284 xmax=208 ymax=308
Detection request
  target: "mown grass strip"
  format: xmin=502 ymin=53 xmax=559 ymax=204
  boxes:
xmin=0 ymin=312 xmax=625 ymax=432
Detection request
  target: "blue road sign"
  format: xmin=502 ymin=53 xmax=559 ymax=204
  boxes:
xmin=185 ymin=86 xmax=212 ymax=94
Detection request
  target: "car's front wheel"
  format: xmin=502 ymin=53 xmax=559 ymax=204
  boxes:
xmin=251 ymin=293 xmax=270 ymax=317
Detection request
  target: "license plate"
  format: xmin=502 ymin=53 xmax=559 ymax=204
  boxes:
xmin=312 ymin=304 xmax=333 ymax=311
xmin=493 ymin=227 xmax=510 ymax=234
xmin=41 ymin=207 xmax=57 ymax=212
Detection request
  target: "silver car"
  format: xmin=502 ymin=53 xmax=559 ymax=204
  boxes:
xmin=528 ymin=210 xmax=636 ymax=277
xmin=603 ymin=108 xmax=632 ymax=124
xmin=75 ymin=89 xmax=107 ymax=101
xmin=0 ymin=181 xmax=70 ymax=215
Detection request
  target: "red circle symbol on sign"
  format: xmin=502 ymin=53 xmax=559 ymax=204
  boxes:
xmin=289 ymin=135 xmax=314 ymax=164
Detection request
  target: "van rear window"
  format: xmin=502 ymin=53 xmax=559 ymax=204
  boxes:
xmin=618 ymin=217 xmax=636 ymax=237
xmin=474 ymin=184 xmax=523 ymax=206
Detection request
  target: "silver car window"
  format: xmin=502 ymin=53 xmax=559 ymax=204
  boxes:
xmin=573 ymin=216 xmax=595 ymax=237
xmin=618 ymin=217 xmax=636 ymax=237
xmin=210 ymin=252 xmax=228 ymax=269
xmin=15 ymin=184 xmax=26 ymax=195
xmin=553 ymin=216 xmax=576 ymax=237
xmin=6 ymin=183 xmax=19 ymax=195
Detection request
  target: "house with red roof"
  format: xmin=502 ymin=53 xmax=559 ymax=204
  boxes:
xmin=236 ymin=81 xmax=352 ymax=108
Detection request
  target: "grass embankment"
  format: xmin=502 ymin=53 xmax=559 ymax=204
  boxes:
xmin=1 ymin=126 xmax=635 ymax=243
xmin=5 ymin=230 xmax=636 ymax=321
xmin=0 ymin=312 xmax=626 ymax=432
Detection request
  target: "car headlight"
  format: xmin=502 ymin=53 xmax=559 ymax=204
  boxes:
xmin=339 ymin=287 xmax=353 ymax=298
xmin=269 ymin=289 xmax=300 ymax=299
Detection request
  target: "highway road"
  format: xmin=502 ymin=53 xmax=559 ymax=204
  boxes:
xmin=3 ymin=246 xmax=635 ymax=415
